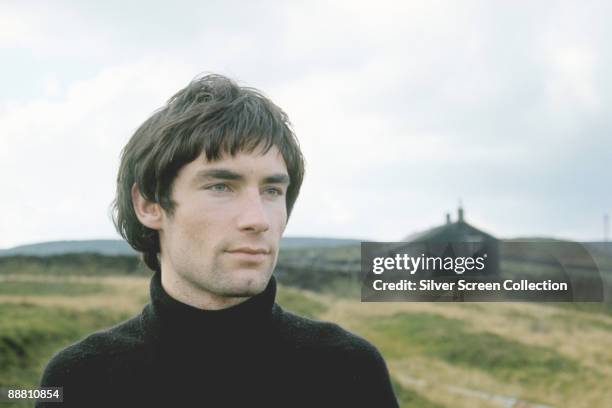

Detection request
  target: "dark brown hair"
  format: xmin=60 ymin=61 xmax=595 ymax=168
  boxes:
xmin=112 ymin=74 xmax=305 ymax=272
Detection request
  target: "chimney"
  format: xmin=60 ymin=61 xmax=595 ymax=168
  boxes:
xmin=446 ymin=213 xmax=451 ymax=224
xmin=458 ymin=205 xmax=464 ymax=222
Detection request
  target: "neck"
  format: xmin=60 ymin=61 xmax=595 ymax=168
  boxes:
xmin=160 ymin=270 xmax=252 ymax=310
xmin=146 ymin=270 xmax=278 ymax=346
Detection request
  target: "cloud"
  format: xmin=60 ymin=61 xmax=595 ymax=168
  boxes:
xmin=0 ymin=60 xmax=196 ymax=247
xmin=1 ymin=1 xmax=612 ymax=247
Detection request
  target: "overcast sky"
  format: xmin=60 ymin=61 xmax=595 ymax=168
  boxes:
xmin=1 ymin=0 xmax=611 ymax=248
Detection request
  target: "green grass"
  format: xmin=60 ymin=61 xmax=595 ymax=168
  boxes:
xmin=362 ymin=312 xmax=583 ymax=385
xmin=276 ymin=287 xmax=328 ymax=319
xmin=318 ymin=277 xmax=361 ymax=298
xmin=546 ymin=310 xmax=612 ymax=332
xmin=0 ymin=281 xmax=110 ymax=297
xmin=544 ymin=302 xmax=612 ymax=317
xmin=581 ymin=317 xmax=612 ymax=332
xmin=0 ymin=303 xmax=128 ymax=389
xmin=391 ymin=379 xmax=445 ymax=408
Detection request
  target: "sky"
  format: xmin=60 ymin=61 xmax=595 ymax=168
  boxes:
xmin=1 ymin=0 xmax=611 ymax=249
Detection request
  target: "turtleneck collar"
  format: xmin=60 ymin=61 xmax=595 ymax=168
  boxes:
xmin=144 ymin=271 xmax=277 ymax=346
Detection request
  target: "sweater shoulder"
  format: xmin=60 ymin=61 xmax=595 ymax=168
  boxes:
xmin=273 ymin=303 xmax=380 ymax=356
xmin=272 ymin=304 xmax=399 ymax=407
xmin=39 ymin=310 xmax=147 ymax=387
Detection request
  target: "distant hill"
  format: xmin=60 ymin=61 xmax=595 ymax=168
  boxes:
xmin=0 ymin=240 xmax=136 ymax=257
xmin=0 ymin=237 xmax=363 ymax=257
xmin=279 ymin=237 xmax=361 ymax=249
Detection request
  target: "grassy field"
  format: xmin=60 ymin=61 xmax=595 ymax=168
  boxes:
xmin=1 ymin=268 xmax=612 ymax=407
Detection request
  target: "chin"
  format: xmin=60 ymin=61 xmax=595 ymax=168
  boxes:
xmin=224 ymin=269 xmax=271 ymax=296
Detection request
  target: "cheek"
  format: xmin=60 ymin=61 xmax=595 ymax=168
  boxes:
xmin=271 ymin=207 xmax=288 ymax=233
xmin=169 ymin=209 xmax=215 ymax=243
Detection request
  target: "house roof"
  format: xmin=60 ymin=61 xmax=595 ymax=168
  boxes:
xmin=403 ymin=207 xmax=497 ymax=242
xmin=404 ymin=220 xmax=497 ymax=242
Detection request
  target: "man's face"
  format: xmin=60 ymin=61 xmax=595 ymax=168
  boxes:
xmin=157 ymin=145 xmax=289 ymax=305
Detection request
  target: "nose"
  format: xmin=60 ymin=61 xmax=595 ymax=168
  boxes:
xmin=236 ymin=189 xmax=271 ymax=233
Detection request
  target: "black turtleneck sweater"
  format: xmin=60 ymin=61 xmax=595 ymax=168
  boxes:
xmin=37 ymin=273 xmax=398 ymax=407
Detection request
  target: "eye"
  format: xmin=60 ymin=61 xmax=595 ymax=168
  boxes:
xmin=207 ymin=183 xmax=231 ymax=192
xmin=264 ymin=187 xmax=284 ymax=197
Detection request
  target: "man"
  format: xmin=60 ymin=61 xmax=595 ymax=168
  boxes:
xmin=38 ymin=74 xmax=399 ymax=407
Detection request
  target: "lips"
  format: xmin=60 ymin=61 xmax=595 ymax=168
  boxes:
xmin=226 ymin=247 xmax=271 ymax=255
xmin=224 ymin=247 xmax=271 ymax=263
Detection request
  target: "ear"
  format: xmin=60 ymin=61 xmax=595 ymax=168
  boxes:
xmin=131 ymin=183 xmax=164 ymax=230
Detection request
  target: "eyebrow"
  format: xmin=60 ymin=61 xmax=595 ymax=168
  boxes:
xmin=193 ymin=169 xmax=290 ymax=185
